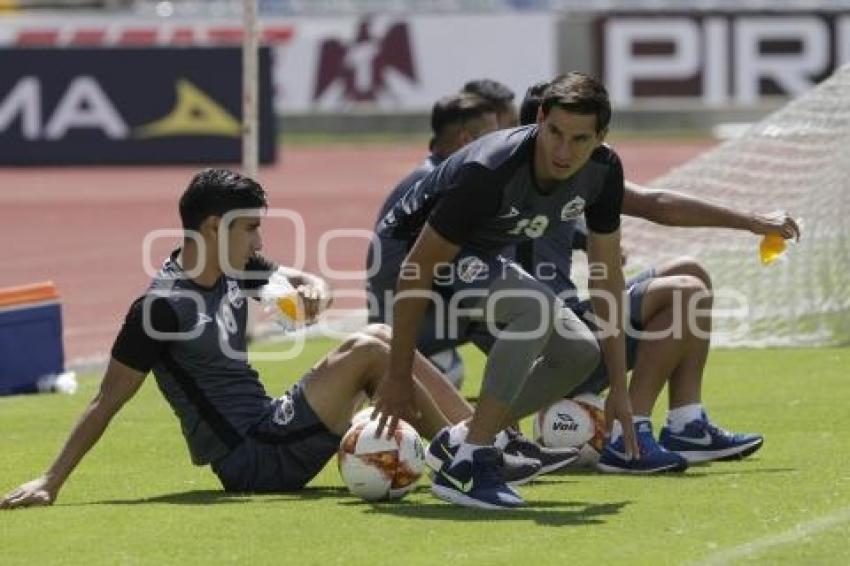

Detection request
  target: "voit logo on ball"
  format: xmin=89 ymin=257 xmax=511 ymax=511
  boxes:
xmin=553 ymin=413 xmax=580 ymax=432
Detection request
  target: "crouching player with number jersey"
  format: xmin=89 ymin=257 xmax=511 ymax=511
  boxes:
xmin=368 ymin=89 xmax=580 ymax=479
xmin=0 ymin=169 xmax=501 ymax=509
xmin=371 ymin=74 xmax=640 ymax=509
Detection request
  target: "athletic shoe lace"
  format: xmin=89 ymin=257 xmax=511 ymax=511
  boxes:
xmin=636 ymin=433 xmax=656 ymax=456
xmin=505 ymin=426 xmax=522 ymax=441
xmin=477 ymin=453 xmax=506 ymax=487
xmin=700 ymin=420 xmax=734 ymax=439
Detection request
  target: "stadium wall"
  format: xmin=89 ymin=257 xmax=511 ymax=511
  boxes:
xmin=0 ymin=9 xmax=847 ymax=133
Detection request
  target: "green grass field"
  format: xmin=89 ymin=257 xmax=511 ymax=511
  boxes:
xmin=1 ymin=343 xmax=848 ymax=565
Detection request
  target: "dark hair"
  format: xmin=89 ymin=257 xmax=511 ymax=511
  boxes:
xmin=461 ymin=79 xmax=515 ymax=108
xmin=519 ymin=80 xmax=550 ymax=126
xmin=431 ymin=93 xmax=495 ymax=134
xmin=179 ymin=168 xmax=268 ymax=231
xmin=540 ymin=72 xmax=611 ymax=132
xmin=429 ymin=93 xmax=496 ymax=149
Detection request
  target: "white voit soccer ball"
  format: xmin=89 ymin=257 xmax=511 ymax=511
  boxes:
xmin=533 ymin=393 xmax=607 ymax=467
xmin=338 ymin=418 xmax=426 ymax=501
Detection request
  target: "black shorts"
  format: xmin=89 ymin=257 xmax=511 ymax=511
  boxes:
xmin=367 ymin=238 xmax=494 ymax=356
xmin=211 ymin=378 xmax=342 ymax=493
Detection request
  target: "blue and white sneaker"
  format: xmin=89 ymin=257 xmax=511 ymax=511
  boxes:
xmin=659 ymin=418 xmax=764 ymax=463
xmin=597 ymin=421 xmax=688 ymax=474
xmin=426 ymin=426 xmax=541 ymax=486
xmin=431 ymin=446 xmax=525 ymax=510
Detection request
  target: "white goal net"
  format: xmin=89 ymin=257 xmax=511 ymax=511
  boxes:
xmin=619 ymin=64 xmax=850 ymax=348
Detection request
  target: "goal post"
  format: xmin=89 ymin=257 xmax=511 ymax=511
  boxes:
xmin=242 ymin=0 xmax=259 ymax=180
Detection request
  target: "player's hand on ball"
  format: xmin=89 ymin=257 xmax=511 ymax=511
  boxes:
xmin=751 ymin=211 xmax=802 ymax=241
xmin=371 ymin=375 xmax=417 ymax=439
xmin=0 ymin=477 xmax=55 ymax=510
xmin=605 ymin=390 xmax=639 ymax=460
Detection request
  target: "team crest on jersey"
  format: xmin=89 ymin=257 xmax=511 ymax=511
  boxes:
xmin=457 ymin=256 xmax=489 ymax=284
xmin=272 ymin=392 xmax=296 ymax=426
xmin=226 ymin=280 xmax=245 ymax=309
xmin=560 ymin=196 xmax=586 ymax=220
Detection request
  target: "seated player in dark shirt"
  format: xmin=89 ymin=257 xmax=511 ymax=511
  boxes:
xmin=0 ymin=169 xmax=540 ymax=509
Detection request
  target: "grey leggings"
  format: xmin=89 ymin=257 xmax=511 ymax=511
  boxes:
xmin=471 ymin=262 xmax=600 ymax=420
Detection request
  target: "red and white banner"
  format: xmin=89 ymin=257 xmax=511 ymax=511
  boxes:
xmin=274 ymin=14 xmax=556 ymax=113
xmin=0 ymin=14 xmax=557 ymax=114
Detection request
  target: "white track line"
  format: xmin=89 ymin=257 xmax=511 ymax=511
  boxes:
xmin=694 ymin=506 xmax=850 ymax=565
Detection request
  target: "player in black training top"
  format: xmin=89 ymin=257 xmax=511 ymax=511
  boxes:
xmin=372 ymin=73 xmax=639 ymax=509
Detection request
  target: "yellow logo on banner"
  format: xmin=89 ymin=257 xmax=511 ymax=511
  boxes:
xmin=0 ymin=0 xmax=20 ymax=14
xmin=135 ymin=79 xmax=240 ymax=138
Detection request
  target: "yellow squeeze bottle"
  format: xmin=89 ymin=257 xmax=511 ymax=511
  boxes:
xmin=759 ymin=233 xmax=787 ymax=265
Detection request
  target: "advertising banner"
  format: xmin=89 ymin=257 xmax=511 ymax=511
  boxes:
xmin=0 ymin=47 xmax=275 ymax=165
xmin=274 ymin=14 xmax=557 ymax=114
xmin=596 ymin=12 xmax=850 ymax=106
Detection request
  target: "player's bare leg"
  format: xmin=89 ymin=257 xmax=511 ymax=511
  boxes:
xmin=627 ymin=298 xmax=682 ymax=415
xmin=647 ymin=260 xmax=762 ymax=461
xmin=652 ymin=259 xmax=713 ymax=409
xmin=367 ymin=324 xmax=473 ymax=424
xmin=628 ymin=274 xmax=708 ymax=415
xmin=302 ymin=324 xmax=451 ymax=438
xmin=597 ymin=273 xmax=698 ymax=474
xmin=655 ymin=256 xmax=712 ymax=289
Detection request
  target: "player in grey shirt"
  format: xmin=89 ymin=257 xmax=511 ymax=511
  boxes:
xmin=373 ymin=73 xmax=639 ymax=509
xmin=1 ymin=169 xmax=529 ymax=507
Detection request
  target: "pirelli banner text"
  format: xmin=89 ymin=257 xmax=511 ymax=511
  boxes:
xmin=597 ymin=12 xmax=850 ymax=107
xmin=0 ymin=47 xmax=275 ymax=165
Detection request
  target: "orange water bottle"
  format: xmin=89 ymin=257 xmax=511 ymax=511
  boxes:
xmin=275 ymin=293 xmax=304 ymax=323
xmin=261 ymin=272 xmax=303 ymax=331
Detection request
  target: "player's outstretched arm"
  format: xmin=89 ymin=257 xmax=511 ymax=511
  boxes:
xmin=0 ymin=359 xmax=145 ymax=510
xmin=587 ymin=228 xmax=639 ymax=459
xmin=623 ymin=181 xmax=801 ymax=240
xmin=373 ymin=223 xmax=460 ymax=436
